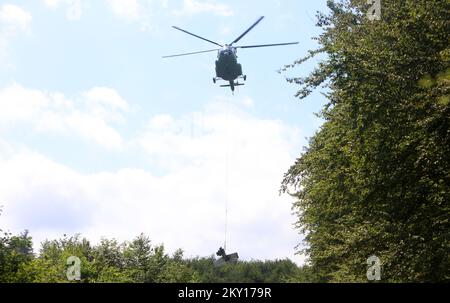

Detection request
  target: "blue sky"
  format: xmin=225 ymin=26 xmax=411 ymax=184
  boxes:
xmin=0 ymin=0 xmax=329 ymax=264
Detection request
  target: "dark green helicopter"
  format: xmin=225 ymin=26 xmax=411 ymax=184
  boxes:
xmin=163 ymin=16 xmax=299 ymax=92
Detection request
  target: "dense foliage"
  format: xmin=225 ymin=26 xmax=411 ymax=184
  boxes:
xmin=0 ymin=228 xmax=307 ymax=283
xmin=282 ymin=0 xmax=449 ymax=282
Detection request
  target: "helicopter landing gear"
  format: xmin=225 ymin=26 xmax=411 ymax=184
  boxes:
xmin=243 ymin=75 xmax=247 ymax=81
xmin=213 ymin=77 xmax=216 ymax=84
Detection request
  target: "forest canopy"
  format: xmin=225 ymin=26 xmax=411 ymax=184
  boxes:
xmin=0 ymin=227 xmax=308 ymax=283
xmin=282 ymin=0 xmax=449 ymax=282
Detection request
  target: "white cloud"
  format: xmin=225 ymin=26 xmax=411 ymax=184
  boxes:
xmin=174 ymin=0 xmax=234 ymax=17
xmin=160 ymin=0 xmax=169 ymax=9
xmin=105 ymin=0 xmax=175 ymax=32
xmin=0 ymin=84 xmax=127 ymax=149
xmin=83 ymin=87 xmax=130 ymax=123
xmin=43 ymin=0 xmax=63 ymax=9
xmin=41 ymin=0 xmax=83 ymax=21
xmin=106 ymin=0 xmax=141 ymax=21
xmin=66 ymin=0 xmax=82 ymax=21
xmin=240 ymin=96 xmax=255 ymax=108
xmin=0 ymin=92 xmax=305 ymax=264
xmin=137 ymin=99 xmax=295 ymax=173
xmin=104 ymin=0 xmax=157 ymax=32
xmin=105 ymin=0 xmax=233 ymax=22
xmin=65 ymin=112 xmax=124 ymax=148
xmin=0 ymin=4 xmax=32 ymax=67
xmin=41 ymin=0 xmax=232 ymax=31
xmin=147 ymin=114 xmax=176 ymax=131
xmin=84 ymin=87 xmax=129 ymax=111
xmin=0 ymin=4 xmax=32 ymax=32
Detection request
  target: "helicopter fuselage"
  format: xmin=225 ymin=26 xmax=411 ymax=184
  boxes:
xmin=215 ymin=46 xmax=242 ymax=81
xmin=214 ymin=46 xmax=245 ymax=92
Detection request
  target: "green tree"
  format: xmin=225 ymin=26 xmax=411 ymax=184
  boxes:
xmin=282 ymin=0 xmax=449 ymax=282
xmin=185 ymin=257 xmax=305 ymax=283
xmin=36 ymin=234 xmax=95 ymax=282
xmin=0 ymin=230 xmax=34 ymax=282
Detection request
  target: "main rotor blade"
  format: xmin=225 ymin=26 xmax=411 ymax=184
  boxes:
xmin=162 ymin=49 xmax=219 ymax=58
xmin=230 ymin=16 xmax=265 ymax=45
xmin=172 ymin=26 xmax=223 ymax=47
xmin=237 ymin=42 xmax=299 ymax=49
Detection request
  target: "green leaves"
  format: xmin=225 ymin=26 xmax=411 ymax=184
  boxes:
xmin=1 ymin=207 xmax=305 ymax=283
xmin=283 ymin=0 xmax=450 ymax=282
xmin=0 ymin=232 xmax=200 ymax=283
xmin=0 ymin=230 xmax=306 ymax=282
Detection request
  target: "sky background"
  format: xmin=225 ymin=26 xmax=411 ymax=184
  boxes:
xmin=0 ymin=0 xmax=329 ymax=265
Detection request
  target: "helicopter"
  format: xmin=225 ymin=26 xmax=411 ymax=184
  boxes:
xmin=163 ymin=16 xmax=299 ymax=92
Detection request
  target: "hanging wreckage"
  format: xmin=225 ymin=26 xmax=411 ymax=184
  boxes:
xmin=214 ymin=247 xmax=239 ymax=267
